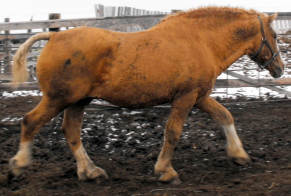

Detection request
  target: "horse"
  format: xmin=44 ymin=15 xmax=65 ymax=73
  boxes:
xmin=9 ymin=6 xmax=285 ymax=184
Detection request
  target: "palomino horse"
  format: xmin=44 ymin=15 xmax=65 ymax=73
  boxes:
xmin=9 ymin=7 xmax=285 ymax=184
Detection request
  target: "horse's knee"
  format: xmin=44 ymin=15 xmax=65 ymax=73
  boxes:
xmin=61 ymin=127 xmax=70 ymax=138
xmin=21 ymin=113 xmax=38 ymax=141
xmin=197 ymin=97 xmax=234 ymax=125
xmin=214 ymin=109 xmax=234 ymax=125
xmin=165 ymin=129 xmax=180 ymax=146
xmin=21 ymin=113 xmax=35 ymax=130
xmin=22 ymin=114 xmax=30 ymax=126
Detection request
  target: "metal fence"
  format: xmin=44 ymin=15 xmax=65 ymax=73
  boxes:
xmin=266 ymin=12 xmax=291 ymax=34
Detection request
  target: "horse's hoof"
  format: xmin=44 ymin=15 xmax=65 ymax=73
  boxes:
xmin=78 ymin=167 xmax=108 ymax=180
xmin=7 ymin=170 xmax=16 ymax=182
xmin=159 ymin=172 xmax=181 ymax=184
xmin=171 ymin=177 xmax=182 ymax=185
xmin=89 ymin=168 xmax=108 ymax=179
xmin=159 ymin=176 xmax=182 ymax=185
xmin=233 ymin=156 xmax=251 ymax=166
xmin=8 ymin=159 xmax=28 ymax=178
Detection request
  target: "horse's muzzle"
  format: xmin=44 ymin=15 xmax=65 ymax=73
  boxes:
xmin=268 ymin=62 xmax=284 ymax=78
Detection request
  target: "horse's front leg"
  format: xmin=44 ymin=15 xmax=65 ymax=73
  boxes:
xmin=196 ymin=96 xmax=250 ymax=165
xmin=61 ymin=99 xmax=108 ymax=180
xmin=155 ymin=92 xmax=197 ymax=184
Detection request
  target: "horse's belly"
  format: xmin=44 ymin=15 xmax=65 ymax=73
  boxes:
xmin=92 ymin=85 xmax=173 ymax=108
xmin=106 ymin=96 xmax=169 ymax=108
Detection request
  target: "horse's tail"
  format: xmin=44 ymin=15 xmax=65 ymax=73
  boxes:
xmin=12 ymin=32 xmax=56 ymax=85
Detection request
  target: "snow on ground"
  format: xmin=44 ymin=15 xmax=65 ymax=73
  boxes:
xmin=212 ymin=37 xmax=291 ymax=100
xmin=1 ymin=90 xmax=43 ymax=98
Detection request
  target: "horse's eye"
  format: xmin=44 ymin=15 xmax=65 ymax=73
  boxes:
xmin=272 ymin=31 xmax=277 ymax=39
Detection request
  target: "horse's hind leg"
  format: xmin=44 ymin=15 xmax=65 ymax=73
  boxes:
xmin=9 ymin=97 xmax=63 ymax=178
xmin=61 ymin=98 xmax=107 ymax=180
xmin=155 ymin=92 xmax=198 ymax=184
xmin=196 ymin=96 xmax=250 ymax=165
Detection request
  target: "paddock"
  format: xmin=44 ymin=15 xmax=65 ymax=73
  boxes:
xmin=1 ymin=6 xmax=291 ymax=195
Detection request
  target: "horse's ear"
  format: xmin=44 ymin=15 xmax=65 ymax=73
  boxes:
xmin=268 ymin=13 xmax=278 ymax=23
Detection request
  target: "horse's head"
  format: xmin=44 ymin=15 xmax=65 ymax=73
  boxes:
xmin=249 ymin=13 xmax=285 ymax=78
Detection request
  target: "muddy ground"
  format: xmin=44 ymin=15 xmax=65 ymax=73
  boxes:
xmin=0 ymin=95 xmax=291 ymax=196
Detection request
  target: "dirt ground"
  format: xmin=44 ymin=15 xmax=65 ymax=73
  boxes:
xmin=0 ymin=95 xmax=291 ymax=196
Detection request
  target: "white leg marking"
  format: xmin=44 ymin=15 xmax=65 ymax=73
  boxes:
xmin=9 ymin=141 xmax=33 ymax=176
xmin=73 ymin=144 xmax=108 ymax=180
xmin=74 ymin=144 xmax=93 ymax=170
xmin=222 ymin=124 xmax=242 ymax=148
xmin=222 ymin=124 xmax=249 ymax=159
xmin=13 ymin=141 xmax=33 ymax=166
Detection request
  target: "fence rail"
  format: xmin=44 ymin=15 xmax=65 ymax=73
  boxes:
xmin=0 ymin=15 xmax=166 ymax=32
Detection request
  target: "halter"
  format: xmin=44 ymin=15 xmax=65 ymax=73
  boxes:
xmin=250 ymin=16 xmax=280 ymax=69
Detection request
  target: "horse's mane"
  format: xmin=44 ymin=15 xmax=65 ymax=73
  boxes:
xmin=160 ymin=6 xmax=260 ymax=24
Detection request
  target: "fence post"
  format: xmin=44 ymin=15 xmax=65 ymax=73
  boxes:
xmin=4 ymin=18 xmax=12 ymax=74
xmin=27 ymin=16 xmax=33 ymax=34
xmin=95 ymin=4 xmax=105 ymax=17
xmin=171 ymin=10 xmax=182 ymax=14
xmin=48 ymin=13 xmax=61 ymax=32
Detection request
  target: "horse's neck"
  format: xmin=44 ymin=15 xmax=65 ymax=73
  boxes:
xmin=199 ymin=18 xmax=259 ymax=73
xmin=161 ymin=16 xmax=259 ymax=74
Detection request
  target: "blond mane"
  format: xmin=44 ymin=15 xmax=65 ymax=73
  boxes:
xmin=160 ymin=6 xmax=260 ymax=23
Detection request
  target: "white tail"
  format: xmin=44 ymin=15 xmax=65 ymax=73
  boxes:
xmin=12 ymin=32 xmax=56 ymax=85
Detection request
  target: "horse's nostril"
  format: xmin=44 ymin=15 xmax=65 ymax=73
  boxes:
xmin=271 ymin=67 xmax=283 ymax=78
